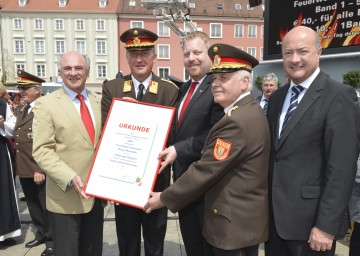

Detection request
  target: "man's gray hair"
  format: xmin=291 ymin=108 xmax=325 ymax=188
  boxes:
xmin=262 ymin=73 xmax=278 ymax=85
xmin=57 ymin=52 xmax=90 ymax=71
xmin=236 ymin=70 xmax=253 ymax=91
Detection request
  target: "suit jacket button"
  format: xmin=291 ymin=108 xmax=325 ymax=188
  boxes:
xmin=274 ymin=158 xmax=278 ymax=162
xmin=213 ymin=209 xmax=218 ymax=214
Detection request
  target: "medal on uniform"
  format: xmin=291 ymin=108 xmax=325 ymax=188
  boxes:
xmin=149 ymin=81 xmax=158 ymax=94
xmin=27 ymin=132 xmax=33 ymax=140
xmin=123 ymin=80 xmax=132 ymax=92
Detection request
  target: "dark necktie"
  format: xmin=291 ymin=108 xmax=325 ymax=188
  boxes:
xmin=263 ymin=99 xmax=268 ymax=115
xmin=76 ymin=94 xmax=95 ymax=145
xmin=22 ymin=104 xmax=31 ymax=120
xmin=281 ymin=85 xmax=304 ymax=135
xmin=137 ymin=84 xmax=145 ymax=101
xmin=178 ymin=81 xmax=198 ymax=127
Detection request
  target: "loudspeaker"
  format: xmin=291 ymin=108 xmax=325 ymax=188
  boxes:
xmin=249 ymin=0 xmax=262 ymax=8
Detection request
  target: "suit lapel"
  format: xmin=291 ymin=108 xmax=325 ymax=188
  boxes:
xmin=278 ymin=72 xmax=325 ymax=149
xmin=178 ymin=76 xmax=211 ymax=130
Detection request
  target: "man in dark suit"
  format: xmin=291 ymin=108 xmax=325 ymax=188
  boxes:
xmin=265 ymin=26 xmax=360 ymax=256
xmin=157 ymin=31 xmax=223 ymax=256
xmin=13 ymin=70 xmax=53 ymax=256
xmin=33 ymin=51 xmax=104 ymax=256
xmin=101 ymin=28 xmax=179 ymax=256
xmin=145 ymin=44 xmax=270 ymax=256
xmin=259 ymin=73 xmax=278 ymax=115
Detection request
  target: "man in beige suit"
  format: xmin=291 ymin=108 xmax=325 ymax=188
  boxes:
xmin=33 ymin=51 xmax=104 ymax=256
xmin=145 ymin=44 xmax=270 ymax=256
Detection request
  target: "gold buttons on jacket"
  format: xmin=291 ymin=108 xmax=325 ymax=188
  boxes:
xmin=213 ymin=209 xmax=218 ymax=214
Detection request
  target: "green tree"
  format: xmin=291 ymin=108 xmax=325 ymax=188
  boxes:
xmin=343 ymin=70 xmax=360 ymax=88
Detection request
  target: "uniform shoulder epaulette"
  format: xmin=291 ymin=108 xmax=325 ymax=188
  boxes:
xmin=227 ymin=106 xmax=238 ymax=117
xmin=161 ymin=78 xmax=179 ymax=89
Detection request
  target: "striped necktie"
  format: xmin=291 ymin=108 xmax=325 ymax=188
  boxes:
xmin=281 ymin=85 xmax=304 ymax=135
xmin=263 ymin=99 xmax=268 ymax=115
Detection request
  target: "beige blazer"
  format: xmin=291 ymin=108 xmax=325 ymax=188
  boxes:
xmin=32 ymin=87 xmax=102 ymax=214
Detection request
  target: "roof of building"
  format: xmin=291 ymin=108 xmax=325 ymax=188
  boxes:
xmin=1 ymin=0 xmax=121 ymax=13
xmin=118 ymin=0 xmax=263 ymax=18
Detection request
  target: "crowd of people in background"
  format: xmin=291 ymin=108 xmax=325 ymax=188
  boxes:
xmin=1 ymin=25 xmax=360 ymax=256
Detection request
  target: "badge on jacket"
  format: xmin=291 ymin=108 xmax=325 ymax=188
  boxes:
xmin=213 ymin=138 xmax=232 ymax=160
xmin=123 ymin=80 xmax=132 ymax=92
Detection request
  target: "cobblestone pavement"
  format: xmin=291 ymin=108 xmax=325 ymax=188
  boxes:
xmin=0 ymin=179 xmax=350 ymax=256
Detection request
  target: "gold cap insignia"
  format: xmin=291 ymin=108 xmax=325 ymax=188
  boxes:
xmin=214 ymin=55 xmax=221 ymax=67
xmin=133 ymin=37 xmax=140 ymax=46
xmin=213 ymin=46 xmax=218 ymax=53
xmin=133 ymin=30 xmax=138 ymax=36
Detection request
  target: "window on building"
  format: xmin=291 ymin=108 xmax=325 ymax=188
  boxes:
xmin=13 ymin=18 xmax=23 ymax=30
xmin=14 ymin=39 xmax=25 ymax=54
xmin=99 ymin=0 xmax=108 ymax=8
xmin=247 ymin=4 xmax=254 ymax=10
xmin=131 ymin=21 xmax=143 ymax=28
xmin=59 ymin=0 xmax=68 ymax=7
xmin=261 ymin=25 xmax=264 ymax=38
xmin=158 ymin=67 xmax=170 ymax=79
xmin=158 ymin=45 xmax=170 ymax=59
xmin=97 ymin=64 xmax=107 ymax=78
xmin=248 ymin=25 xmax=257 ymax=38
xmin=158 ymin=22 xmax=170 ymax=37
xmin=96 ymin=19 xmax=105 ymax=31
xmin=55 ymin=19 xmax=64 ymax=30
xmin=247 ymin=47 xmax=256 ymax=58
xmin=34 ymin=18 xmax=43 ymax=30
xmin=260 ymin=47 xmax=263 ymax=60
xmin=129 ymin=0 xmax=136 ymax=6
xmin=19 ymin=0 xmax=28 ymax=7
xmin=96 ymin=40 xmax=107 ymax=54
xmin=76 ymin=40 xmax=86 ymax=54
xmin=35 ymin=39 xmax=45 ymax=54
xmin=235 ymin=4 xmax=241 ymax=10
xmin=210 ymin=23 xmax=222 ymax=38
xmin=76 ymin=19 xmax=85 ymax=31
xmin=234 ymin=24 xmax=244 ymax=38
xmin=55 ymin=40 xmax=65 ymax=54
xmin=36 ymin=63 xmax=46 ymax=77
xmin=184 ymin=22 xmax=197 ymax=33
xmin=15 ymin=63 xmax=26 ymax=72
xmin=216 ymin=4 xmax=223 ymax=9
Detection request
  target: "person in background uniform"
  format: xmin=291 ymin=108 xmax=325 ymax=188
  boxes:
xmin=145 ymin=44 xmax=270 ymax=256
xmin=101 ymin=28 xmax=179 ymax=256
xmin=32 ymin=51 xmax=104 ymax=256
xmin=259 ymin=73 xmax=278 ymax=115
xmin=157 ymin=31 xmax=223 ymax=256
xmin=265 ymin=26 xmax=360 ymax=256
xmin=0 ymin=83 xmax=21 ymax=246
xmin=13 ymin=70 xmax=53 ymax=256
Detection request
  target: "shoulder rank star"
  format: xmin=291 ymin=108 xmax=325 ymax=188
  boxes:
xmin=149 ymin=81 xmax=158 ymax=94
xmin=227 ymin=106 xmax=238 ymax=116
xmin=123 ymin=80 xmax=132 ymax=92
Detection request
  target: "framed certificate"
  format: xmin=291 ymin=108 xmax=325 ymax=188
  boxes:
xmin=85 ymin=99 xmax=175 ymax=209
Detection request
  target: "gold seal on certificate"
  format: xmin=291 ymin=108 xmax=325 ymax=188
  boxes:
xmin=84 ymin=99 xmax=175 ymax=209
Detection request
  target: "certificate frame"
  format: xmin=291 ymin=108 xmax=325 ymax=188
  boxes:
xmin=85 ymin=99 xmax=175 ymax=209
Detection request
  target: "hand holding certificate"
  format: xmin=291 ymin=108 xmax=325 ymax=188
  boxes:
xmin=85 ymin=99 xmax=175 ymax=208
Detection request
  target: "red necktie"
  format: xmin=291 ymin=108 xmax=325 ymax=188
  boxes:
xmin=178 ymin=81 xmax=198 ymax=127
xmin=76 ymin=94 xmax=95 ymax=145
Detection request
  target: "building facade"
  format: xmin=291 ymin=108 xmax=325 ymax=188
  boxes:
xmin=0 ymin=0 xmax=264 ymax=92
